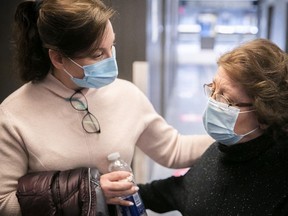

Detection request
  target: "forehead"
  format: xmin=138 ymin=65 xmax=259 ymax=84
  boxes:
xmin=214 ymin=66 xmax=234 ymax=85
xmin=98 ymin=20 xmax=115 ymax=48
xmin=73 ymin=21 xmax=115 ymax=58
xmin=214 ymin=66 xmax=246 ymax=96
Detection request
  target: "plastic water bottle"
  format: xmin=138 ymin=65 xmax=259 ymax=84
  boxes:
xmin=107 ymin=152 xmax=148 ymax=216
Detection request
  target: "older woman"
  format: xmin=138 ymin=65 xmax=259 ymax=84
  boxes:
xmin=139 ymin=38 xmax=288 ymax=216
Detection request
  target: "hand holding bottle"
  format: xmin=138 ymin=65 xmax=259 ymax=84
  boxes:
xmin=100 ymin=171 xmax=139 ymax=206
xmin=107 ymin=152 xmax=148 ymax=216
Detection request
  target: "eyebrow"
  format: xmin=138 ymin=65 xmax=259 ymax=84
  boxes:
xmin=212 ymin=79 xmax=237 ymax=102
xmin=213 ymin=78 xmax=237 ymax=95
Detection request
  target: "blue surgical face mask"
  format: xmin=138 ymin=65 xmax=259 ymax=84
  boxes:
xmin=64 ymin=46 xmax=118 ymax=89
xmin=202 ymin=98 xmax=258 ymax=145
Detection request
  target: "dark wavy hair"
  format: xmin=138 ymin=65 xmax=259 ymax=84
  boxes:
xmin=12 ymin=0 xmax=115 ymax=83
xmin=218 ymin=38 xmax=288 ymax=137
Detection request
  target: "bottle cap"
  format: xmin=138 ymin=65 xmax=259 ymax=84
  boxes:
xmin=107 ymin=152 xmax=120 ymax=161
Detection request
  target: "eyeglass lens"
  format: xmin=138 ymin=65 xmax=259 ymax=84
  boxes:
xmin=203 ymin=83 xmax=253 ymax=107
xmin=70 ymin=92 xmax=88 ymax=111
xmin=204 ymin=84 xmax=212 ymax=97
xmin=204 ymin=84 xmax=231 ymax=105
xmin=70 ymin=91 xmax=101 ymax=133
xmin=82 ymin=112 xmax=101 ymax=133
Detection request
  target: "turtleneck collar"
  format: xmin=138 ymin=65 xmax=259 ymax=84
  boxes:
xmin=40 ymin=72 xmax=96 ymax=99
xmin=217 ymin=132 xmax=274 ymax=162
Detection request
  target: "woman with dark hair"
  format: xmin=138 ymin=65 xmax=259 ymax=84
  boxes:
xmin=0 ymin=0 xmax=213 ymax=215
xmin=139 ymin=38 xmax=288 ymax=216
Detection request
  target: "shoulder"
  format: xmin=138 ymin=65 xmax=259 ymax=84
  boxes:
xmin=107 ymin=78 xmax=149 ymax=100
xmin=113 ymin=78 xmax=142 ymax=91
xmin=1 ymin=83 xmax=31 ymax=107
xmin=0 ymin=81 xmax=50 ymax=118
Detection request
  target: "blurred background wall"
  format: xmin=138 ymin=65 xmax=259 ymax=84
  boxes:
xmin=0 ymin=0 xmax=23 ymax=102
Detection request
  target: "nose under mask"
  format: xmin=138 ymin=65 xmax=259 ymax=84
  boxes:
xmin=202 ymin=98 xmax=258 ymax=145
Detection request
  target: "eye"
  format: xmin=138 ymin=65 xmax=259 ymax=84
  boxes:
xmin=91 ymin=51 xmax=104 ymax=59
xmin=224 ymin=95 xmax=233 ymax=104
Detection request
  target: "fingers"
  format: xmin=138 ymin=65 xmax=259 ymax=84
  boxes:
xmin=103 ymin=170 xmax=133 ymax=183
xmin=100 ymin=171 xmax=139 ymax=204
xmin=101 ymin=171 xmax=133 ymax=193
xmin=104 ymin=184 xmax=139 ymax=199
xmin=107 ymin=196 xmax=135 ymax=206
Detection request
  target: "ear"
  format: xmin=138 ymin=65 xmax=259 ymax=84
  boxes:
xmin=48 ymin=49 xmax=65 ymax=70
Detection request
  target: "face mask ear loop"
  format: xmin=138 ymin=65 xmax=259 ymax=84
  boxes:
xmin=239 ymin=109 xmax=256 ymax=114
xmin=63 ymin=68 xmax=74 ymax=79
xmin=238 ymin=126 xmax=259 ymax=137
xmin=236 ymin=109 xmax=258 ymax=137
xmin=68 ymin=57 xmax=84 ymax=69
xmin=64 ymin=57 xmax=85 ymax=79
